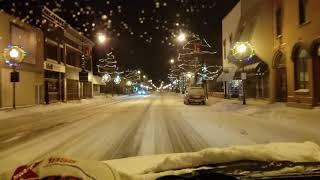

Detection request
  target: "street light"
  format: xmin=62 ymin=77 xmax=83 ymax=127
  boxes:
xmin=137 ymin=70 xmax=141 ymax=74
xmin=170 ymin=59 xmax=175 ymax=64
xmin=97 ymin=33 xmax=106 ymax=44
xmin=9 ymin=49 xmax=19 ymax=59
xmin=102 ymin=74 xmax=111 ymax=83
xmin=236 ymin=43 xmax=247 ymax=54
xmin=114 ymin=75 xmax=121 ymax=84
xmin=126 ymin=80 xmax=132 ymax=86
xmin=186 ymin=72 xmax=192 ymax=79
xmin=231 ymin=42 xmax=255 ymax=105
xmin=143 ymin=75 xmax=147 ymax=79
xmin=177 ymin=32 xmax=186 ymax=43
xmin=3 ymin=45 xmax=26 ymax=109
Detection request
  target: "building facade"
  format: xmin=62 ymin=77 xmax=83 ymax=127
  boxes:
xmin=41 ymin=7 xmax=99 ymax=103
xmin=0 ymin=8 xmax=105 ymax=108
xmin=221 ymin=0 xmax=273 ymax=100
xmin=64 ymin=25 xmax=95 ymax=101
xmin=222 ymin=0 xmax=320 ymax=108
xmin=0 ymin=12 xmax=44 ymax=108
xmin=276 ymin=0 xmax=320 ymax=108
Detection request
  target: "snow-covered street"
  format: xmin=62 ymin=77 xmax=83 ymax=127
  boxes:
xmin=1 ymin=93 xmax=320 ymax=173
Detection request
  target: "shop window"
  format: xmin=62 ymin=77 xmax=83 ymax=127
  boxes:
xmin=294 ymin=49 xmax=310 ymax=90
xmin=45 ymin=42 xmax=58 ymax=61
xmin=276 ymin=7 xmax=282 ymax=36
xmin=298 ymin=0 xmax=308 ymax=25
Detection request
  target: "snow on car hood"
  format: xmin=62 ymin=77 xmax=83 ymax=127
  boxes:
xmin=105 ymin=142 xmax=320 ymax=179
xmin=2 ymin=142 xmax=320 ymax=180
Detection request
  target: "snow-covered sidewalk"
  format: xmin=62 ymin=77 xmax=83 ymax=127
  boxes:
xmin=0 ymin=95 xmax=128 ymax=121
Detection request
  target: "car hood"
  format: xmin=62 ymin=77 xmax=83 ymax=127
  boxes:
xmin=2 ymin=142 xmax=320 ymax=180
xmin=105 ymin=141 xmax=320 ymax=179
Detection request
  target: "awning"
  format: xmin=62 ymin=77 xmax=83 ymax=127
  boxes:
xmin=217 ymin=71 xmax=236 ymax=82
xmin=236 ymin=61 xmax=268 ymax=74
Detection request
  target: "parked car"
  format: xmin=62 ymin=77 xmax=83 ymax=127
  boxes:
xmin=184 ymin=86 xmax=206 ymax=105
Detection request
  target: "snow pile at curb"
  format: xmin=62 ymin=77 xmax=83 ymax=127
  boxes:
xmin=142 ymin=142 xmax=320 ymax=174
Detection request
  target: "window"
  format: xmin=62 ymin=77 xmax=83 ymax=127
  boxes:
xmin=229 ymin=33 xmax=233 ymax=45
xmin=223 ymin=39 xmax=226 ymax=60
xmin=298 ymin=0 xmax=308 ymax=25
xmin=60 ymin=47 xmax=64 ymax=63
xmin=85 ymin=58 xmax=92 ymax=71
xmin=276 ymin=7 xmax=282 ymax=36
xmin=45 ymin=42 xmax=58 ymax=61
xmin=294 ymin=49 xmax=309 ymax=89
xmin=66 ymin=48 xmax=81 ymax=67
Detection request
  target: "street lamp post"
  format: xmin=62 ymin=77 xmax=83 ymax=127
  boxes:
xmin=3 ymin=46 xmax=26 ymax=109
xmin=231 ymin=42 xmax=255 ymax=105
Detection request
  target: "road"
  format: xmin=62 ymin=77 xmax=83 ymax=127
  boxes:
xmin=1 ymin=93 xmax=320 ymax=173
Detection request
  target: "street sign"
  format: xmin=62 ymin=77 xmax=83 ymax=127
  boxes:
xmin=79 ymin=71 xmax=89 ymax=82
xmin=241 ymin=73 xmax=247 ymax=80
xmin=10 ymin=72 xmax=19 ymax=82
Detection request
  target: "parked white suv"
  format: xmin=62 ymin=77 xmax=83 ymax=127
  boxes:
xmin=184 ymin=86 xmax=206 ymax=105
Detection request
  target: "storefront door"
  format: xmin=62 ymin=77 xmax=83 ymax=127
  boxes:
xmin=273 ymin=50 xmax=287 ymax=102
xmin=275 ymin=68 xmax=287 ymax=102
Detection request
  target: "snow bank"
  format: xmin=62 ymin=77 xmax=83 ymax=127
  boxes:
xmin=105 ymin=142 xmax=320 ymax=179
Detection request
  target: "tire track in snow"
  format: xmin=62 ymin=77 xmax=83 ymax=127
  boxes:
xmin=154 ymin=94 xmax=209 ymax=154
xmin=102 ymin=98 xmax=153 ymax=160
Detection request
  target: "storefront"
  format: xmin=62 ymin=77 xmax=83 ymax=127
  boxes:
xmin=44 ymin=61 xmax=65 ymax=104
xmin=236 ymin=61 xmax=269 ymax=98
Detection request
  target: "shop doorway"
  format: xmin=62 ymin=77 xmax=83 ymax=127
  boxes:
xmin=273 ymin=50 xmax=287 ymax=102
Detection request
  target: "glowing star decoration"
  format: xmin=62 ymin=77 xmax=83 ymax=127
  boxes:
xmin=231 ymin=42 xmax=255 ymax=62
xmin=3 ymin=45 xmax=26 ymax=66
xmin=102 ymin=74 xmax=111 ymax=83
xmin=114 ymin=75 xmax=121 ymax=84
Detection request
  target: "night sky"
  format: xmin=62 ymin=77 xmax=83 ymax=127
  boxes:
xmin=0 ymin=0 xmax=238 ymax=81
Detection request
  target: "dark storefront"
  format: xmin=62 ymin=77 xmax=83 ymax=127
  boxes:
xmin=44 ymin=62 xmax=65 ymax=104
xmin=67 ymin=79 xmax=79 ymax=100
xmin=82 ymin=82 xmax=93 ymax=98
xmin=236 ymin=61 xmax=269 ymax=98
